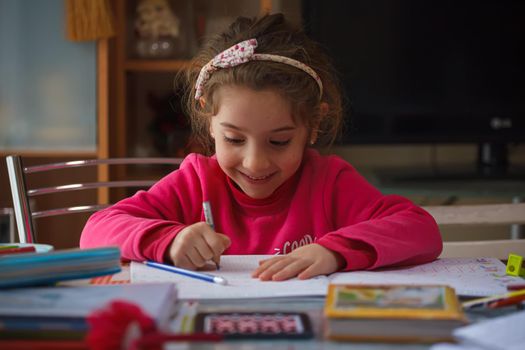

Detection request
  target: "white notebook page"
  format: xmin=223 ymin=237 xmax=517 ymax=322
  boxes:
xmin=131 ymin=255 xmax=329 ymax=299
xmin=330 ymin=257 xmax=521 ymax=296
xmin=452 ymin=310 xmax=525 ymax=350
xmin=431 ymin=310 xmax=525 ymax=350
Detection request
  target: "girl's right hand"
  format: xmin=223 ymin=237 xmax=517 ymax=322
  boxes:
xmin=166 ymin=222 xmax=231 ymax=270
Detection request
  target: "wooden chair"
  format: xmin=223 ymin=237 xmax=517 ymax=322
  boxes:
xmin=6 ymin=155 xmax=182 ymax=244
xmin=423 ymin=203 xmax=525 ymax=259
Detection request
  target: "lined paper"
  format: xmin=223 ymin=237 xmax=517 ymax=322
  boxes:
xmin=331 ymin=257 xmax=521 ymax=296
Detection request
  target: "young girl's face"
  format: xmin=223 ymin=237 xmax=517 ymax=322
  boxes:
xmin=209 ymin=85 xmax=310 ymax=199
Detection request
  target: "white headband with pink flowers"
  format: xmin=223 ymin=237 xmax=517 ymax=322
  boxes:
xmin=194 ymin=38 xmax=323 ymax=100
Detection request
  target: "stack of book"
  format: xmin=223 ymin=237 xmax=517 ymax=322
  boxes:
xmin=0 ymin=247 xmax=121 ymax=288
xmin=0 ymin=282 xmax=178 ymax=342
xmin=324 ymin=284 xmax=467 ymax=343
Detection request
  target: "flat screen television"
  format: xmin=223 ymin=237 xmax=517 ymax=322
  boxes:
xmin=302 ymin=0 xmax=525 ymax=178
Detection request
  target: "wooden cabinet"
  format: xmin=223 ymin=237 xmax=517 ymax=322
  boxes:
xmin=101 ymin=0 xmax=266 ymax=162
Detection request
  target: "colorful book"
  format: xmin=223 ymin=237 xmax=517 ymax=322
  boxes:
xmin=0 ymin=247 xmax=121 ymax=288
xmin=324 ymin=284 xmax=467 ymax=343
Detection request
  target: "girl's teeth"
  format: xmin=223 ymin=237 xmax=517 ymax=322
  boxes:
xmin=247 ymin=174 xmax=269 ymax=180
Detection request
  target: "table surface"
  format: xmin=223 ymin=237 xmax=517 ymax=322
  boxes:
xmin=66 ymin=263 xmax=524 ymax=349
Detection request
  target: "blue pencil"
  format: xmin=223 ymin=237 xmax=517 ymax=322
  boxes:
xmin=143 ymin=261 xmax=228 ymax=285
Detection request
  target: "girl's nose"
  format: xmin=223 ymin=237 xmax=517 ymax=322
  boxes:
xmin=242 ymin=146 xmax=271 ymax=173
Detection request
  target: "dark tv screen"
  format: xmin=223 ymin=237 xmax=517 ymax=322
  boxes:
xmin=302 ymin=0 xmax=525 ymax=145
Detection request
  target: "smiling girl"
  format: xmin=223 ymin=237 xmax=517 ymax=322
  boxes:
xmin=80 ymin=14 xmax=442 ymax=281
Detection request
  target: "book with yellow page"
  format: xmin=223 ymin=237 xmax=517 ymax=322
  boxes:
xmin=324 ymin=284 xmax=467 ymax=343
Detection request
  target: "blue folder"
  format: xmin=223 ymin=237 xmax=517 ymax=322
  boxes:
xmin=0 ymin=247 xmax=121 ymax=288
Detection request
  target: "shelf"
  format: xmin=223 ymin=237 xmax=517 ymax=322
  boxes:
xmin=124 ymin=59 xmax=190 ymax=72
xmin=112 ymin=0 xmax=294 ymax=160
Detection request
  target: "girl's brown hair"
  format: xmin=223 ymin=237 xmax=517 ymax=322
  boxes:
xmin=179 ymin=13 xmax=344 ymax=154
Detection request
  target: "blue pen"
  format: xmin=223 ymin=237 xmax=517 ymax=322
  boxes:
xmin=143 ymin=261 xmax=228 ymax=285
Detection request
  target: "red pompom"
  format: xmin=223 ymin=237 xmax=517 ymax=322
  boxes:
xmin=86 ymin=300 xmax=158 ymax=350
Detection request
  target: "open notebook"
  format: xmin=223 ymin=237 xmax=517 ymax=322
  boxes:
xmin=131 ymin=256 xmax=522 ymax=299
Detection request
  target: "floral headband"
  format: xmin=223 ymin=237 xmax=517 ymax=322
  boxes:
xmin=194 ymin=38 xmax=323 ymax=100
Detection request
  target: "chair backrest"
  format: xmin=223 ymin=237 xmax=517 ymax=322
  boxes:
xmin=423 ymin=203 xmax=525 ymax=259
xmin=6 ymin=155 xmax=182 ymax=244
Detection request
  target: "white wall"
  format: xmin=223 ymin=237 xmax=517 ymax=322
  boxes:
xmin=0 ymin=0 xmax=97 ymax=152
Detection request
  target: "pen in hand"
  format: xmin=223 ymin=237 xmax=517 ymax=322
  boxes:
xmin=203 ymin=201 xmax=220 ymax=269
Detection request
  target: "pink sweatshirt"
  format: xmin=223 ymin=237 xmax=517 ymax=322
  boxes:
xmin=80 ymin=149 xmax=442 ymax=270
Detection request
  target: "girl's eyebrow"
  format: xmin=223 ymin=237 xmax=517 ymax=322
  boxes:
xmin=219 ymin=122 xmax=296 ymax=133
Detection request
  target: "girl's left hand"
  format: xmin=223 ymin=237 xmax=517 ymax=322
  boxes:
xmin=251 ymin=243 xmax=344 ymax=281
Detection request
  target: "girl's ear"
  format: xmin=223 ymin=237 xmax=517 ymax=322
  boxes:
xmin=199 ymin=97 xmax=206 ymax=109
xmin=310 ymin=102 xmax=329 ymax=145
